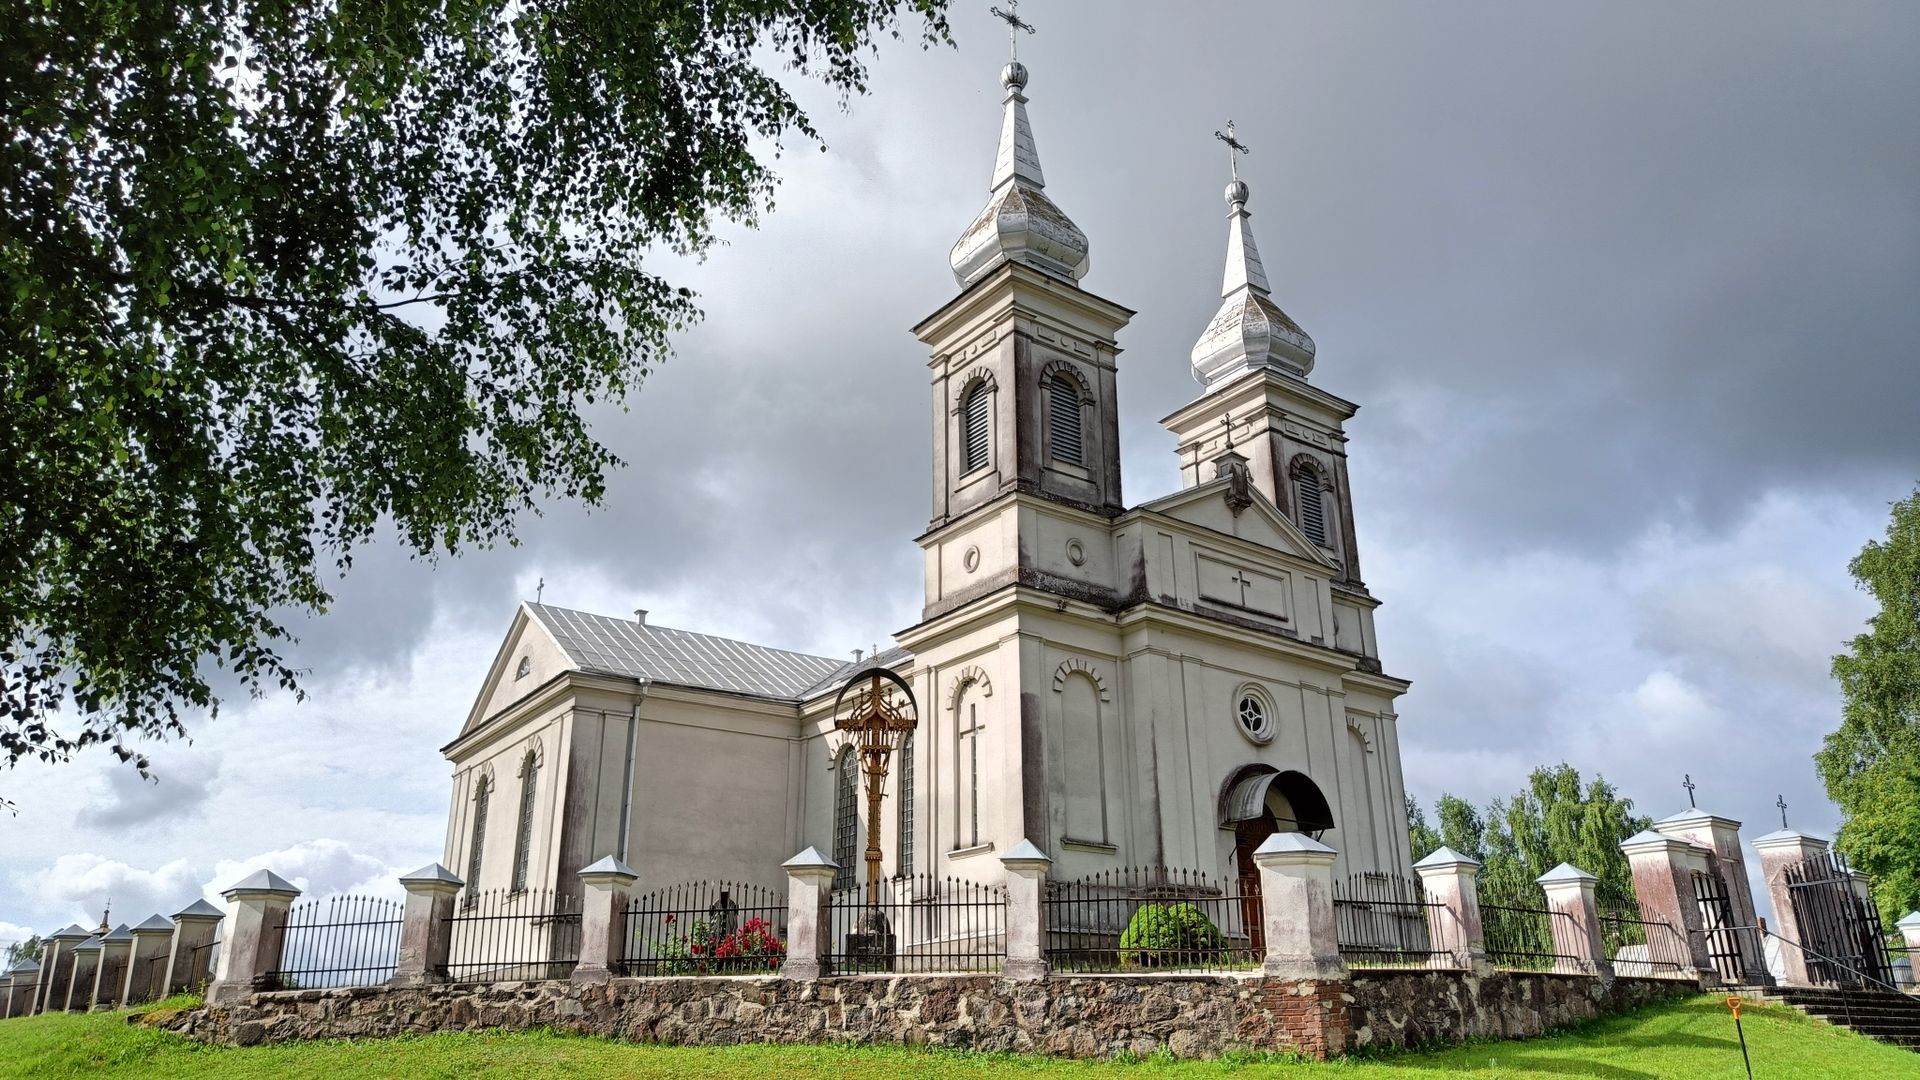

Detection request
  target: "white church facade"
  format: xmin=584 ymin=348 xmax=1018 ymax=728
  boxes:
xmin=438 ymin=56 xmax=1413 ymax=914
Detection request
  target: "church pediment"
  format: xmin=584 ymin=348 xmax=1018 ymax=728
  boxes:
xmin=456 ymin=604 xmax=572 ymax=741
xmin=1132 ymin=475 xmax=1337 ymax=571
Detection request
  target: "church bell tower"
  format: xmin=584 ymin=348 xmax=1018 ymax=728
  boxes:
xmin=914 ymin=51 xmax=1133 ymax=615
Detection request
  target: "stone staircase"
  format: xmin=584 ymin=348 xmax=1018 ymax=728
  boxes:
xmin=1745 ymin=986 xmax=1920 ymax=1051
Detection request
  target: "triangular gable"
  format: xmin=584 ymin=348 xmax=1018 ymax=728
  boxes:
xmin=1133 ymin=476 xmax=1338 ymax=570
xmin=456 ymin=604 xmax=578 ymax=741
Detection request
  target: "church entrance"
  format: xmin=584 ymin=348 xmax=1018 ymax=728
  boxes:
xmin=1221 ymin=767 xmax=1336 ymax=953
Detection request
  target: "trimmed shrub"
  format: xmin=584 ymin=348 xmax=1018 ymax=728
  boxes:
xmin=1117 ymin=902 xmax=1224 ymax=967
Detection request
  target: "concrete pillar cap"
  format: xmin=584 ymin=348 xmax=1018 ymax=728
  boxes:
xmin=1536 ymin=862 xmax=1597 ymax=885
xmin=577 ymin=856 xmax=639 ymax=885
xmin=48 ymin=924 xmax=91 ymax=941
xmin=1895 ymin=911 xmax=1920 ymax=931
xmin=1413 ymin=845 xmax=1483 ymax=871
xmin=220 ymin=868 xmax=301 ymax=900
xmin=1620 ymin=829 xmax=1691 ymax=856
xmin=782 ymin=847 xmax=839 ymax=878
xmin=1655 ymin=808 xmax=1743 ymax=831
xmin=399 ymin=862 xmax=466 ymax=887
xmin=130 ymin=914 xmax=175 ymax=935
xmin=71 ymin=936 xmax=102 ymax=953
xmin=173 ymin=898 xmax=224 ymax=921
xmin=1750 ymin=829 xmax=1829 ymax=851
xmin=1251 ymin=831 xmax=1337 ymax=865
xmin=999 ymin=839 xmax=1053 ymax=871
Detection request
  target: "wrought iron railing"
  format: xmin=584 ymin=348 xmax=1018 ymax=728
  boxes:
xmin=621 ymin=881 xmax=786 ymax=976
xmin=826 ymin=873 xmax=1005 ymax=974
xmin=1480 ymin=901 xmax=1580 ymax=971
xmin=268 ymin=894 xmax=405 ymax=989
xmin=1043 ymin=866 xmax=1257 ymax=973
xmin=1333 ymin=873 xmax=1455 ymax=968
xmin=443 ymin=887 xmax=581 ymax=982
xmin=1596 ymin=907 xmax=1693 ymax=976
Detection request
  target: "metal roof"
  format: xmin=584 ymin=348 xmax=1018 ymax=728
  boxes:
xmin=527 ymin=604 xmax=850 ymax=702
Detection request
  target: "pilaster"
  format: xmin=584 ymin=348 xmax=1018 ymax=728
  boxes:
xmin=999 ymin=840 xmax=1052 ymax=980
xmin=391 ymin=864 xmax=465 ymax=988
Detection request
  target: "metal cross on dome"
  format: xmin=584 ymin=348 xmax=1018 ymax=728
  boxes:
xmin=1215 ymin=120 xmax=1251 ymax=178
xmin=990 ymin=2 xmax=1036 ymax=58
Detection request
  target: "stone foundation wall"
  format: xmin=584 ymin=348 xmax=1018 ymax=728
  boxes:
xmin=158 ymin=969 xmax=1701 ymax=1060
xmin=1349 ymin=970 xmax=1699 ymax=1049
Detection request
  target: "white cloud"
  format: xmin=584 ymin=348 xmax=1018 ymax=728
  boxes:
xmin=18 ymin=853 xmax=202 ymax=928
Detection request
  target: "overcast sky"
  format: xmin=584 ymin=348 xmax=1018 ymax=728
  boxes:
xmin=4 ymin=0 xmax=1917 ymax=942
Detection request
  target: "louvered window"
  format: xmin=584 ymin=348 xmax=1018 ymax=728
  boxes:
xmin=896 ymin=732 xmax=915 ymax=878
xmin=511 ymin=752 xmax=539 ymax=892
xmin=465 ymin=777 xmax=491 ymax=905
xmin=1047 ymin=375 xmax=1083 ymax=464
xmin=832 ymin=746 xmax=858 ymax=891
xmin=961 ymin=383 xmax=992 ymax=473
xmin=1295 ymin=470 xmax=1329 ymax=547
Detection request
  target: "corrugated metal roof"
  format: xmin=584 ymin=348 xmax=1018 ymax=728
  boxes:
xmin=527 ymin=604 xmax=849 ymax=701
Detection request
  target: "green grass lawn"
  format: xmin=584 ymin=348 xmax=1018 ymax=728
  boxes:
xmin=0 ymin=994 xmax=1912 ymax=1079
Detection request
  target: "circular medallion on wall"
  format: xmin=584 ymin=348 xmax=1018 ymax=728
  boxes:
xmin=1235 ymin=684 xmax=1276 ymax=745
xmin=1065 ymin=538 xmax=1086 ymax=566
xmin=962 ymin=545 xmax=981 ymax=573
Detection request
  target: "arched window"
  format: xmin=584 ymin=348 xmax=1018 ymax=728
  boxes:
xmin=465 ymin=775 xmax=491 ymax=905
xmin=510 ymin=751 xmax=539 ymax=892
xmin=896 ymin=732 xmax=915 ymax=878
xmin=961 ymin=381 xmax=992 ymax=473
xmin=1293 ymin=466 xmax=1329 ymax=547
xmin=956 ymin=688 xmax=985 ymax=849
xmin=832 ymin=745 xmax=858 ymax=891
xmin=1046 ymin=374 xmax=1083 ymax=465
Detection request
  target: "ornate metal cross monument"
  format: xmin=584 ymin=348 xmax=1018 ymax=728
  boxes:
xmin=830 ymin=664 xmax=918 ymax=961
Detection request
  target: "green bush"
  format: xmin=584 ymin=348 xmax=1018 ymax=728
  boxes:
xmin=1117 ymin=902 xmax=1224 ymax=967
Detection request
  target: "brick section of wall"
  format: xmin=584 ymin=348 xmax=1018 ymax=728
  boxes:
xmin=155 ymin=970 xmax=1700 ymax=1060
xmin=1348 ymin=970 xmax=1697 ymax=1050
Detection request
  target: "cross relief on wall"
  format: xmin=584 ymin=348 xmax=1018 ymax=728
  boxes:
xmin=1195 ymin=552 xmax=1289 ymax=620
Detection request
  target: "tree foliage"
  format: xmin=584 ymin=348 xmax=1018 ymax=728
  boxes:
xmin=0 ymin=0 xmax=951 ymax=784
xmin=1816 ymin=486 xmax=1920 ymax=919
xmin=1408 ymin=764 xmax=1650 ymax=912
xmin=4 ymin=934 xmax=42 ymax=965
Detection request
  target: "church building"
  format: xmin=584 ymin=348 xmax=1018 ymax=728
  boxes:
xmin=438 ymin=52 xmax=1413 ymax=913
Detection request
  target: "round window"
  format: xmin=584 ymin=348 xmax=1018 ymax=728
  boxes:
xmin=1236 ymin=693 xmax=1273 ymax=743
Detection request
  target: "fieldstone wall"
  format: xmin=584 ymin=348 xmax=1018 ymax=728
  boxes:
xmin=1349 ymin=970 xmax=1699 ymax=1049
xmin=155 ymin=969 xmax=1700 ymax=1060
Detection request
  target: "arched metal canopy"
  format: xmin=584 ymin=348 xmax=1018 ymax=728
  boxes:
xmin=1219 ymin=765 xmax=1335 ymax=835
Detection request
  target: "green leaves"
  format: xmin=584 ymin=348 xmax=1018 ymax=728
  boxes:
xmin=1817 ymin=487 xmax=1920 ymax=919
xmin=0 ymin=0 xmax=953 ymax=790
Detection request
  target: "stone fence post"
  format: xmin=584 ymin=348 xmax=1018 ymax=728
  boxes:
xmin=4 ymin=961 xmax=38 ymax=1018
xmin=573 ymin=857 xmax=639 ymax=986
xmin=1251 ymin=833 xmax=1345 ymax=980
xmin=122 ymin=915 xmax=176 ymax=1006
xmin=91 ymin=926 xmax=131 ymax=1009
xmin=999 ymin=840 xmax=1051 ymax=980
xmin=63 ymin=936 xmax=100 ymax=1011
xmin=779 ymin=847 xmax=838 ymax=980
xmin=207 ymin=870 xmax=300 ymax=1004
xmin=1896 ymin=912 xmax=1920 ymax=989
xmin=1656 ymin=808 xmax=1768 ymax=985
xmin=1537 ymin=863 xmax=1606 ymax=976
xmin=1750 ymin=829 xmax=1829 ymax=987
xmin=390 ymin=863 xmax=464 ymax=988
xmin=1414 ymin=846 xmax=1488 ymax=972
xmin=1621 ymin=830 xmax=1716 ymax=984
xmin=163 ymin=899 xmax=225 ymax=997
xmin=34 ymin=925 xmax=87 ymax=1015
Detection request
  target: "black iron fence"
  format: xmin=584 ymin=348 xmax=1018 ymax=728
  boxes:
xmin=1044 ymin=866 xmax=1257 ymax=973
xmin=1596 ymin=908 xmax=1692 ymax=977
xmin=1783 ymin=851 xmax=1896 ymax=989
xmin=1333 ymin=873 xmax=1455 ymax=968
xmin=443 ymin=887 xmax=581 ymax=982
xmin=268 ymin=894 xmax=405 ymax=989
xmin=621 ymin=881 xmax=786 ymax=976
xmin=826 ymin=873 xmax=1005 ymax=974
xmin=1480 ymin=900 xmax=1581 ymax=971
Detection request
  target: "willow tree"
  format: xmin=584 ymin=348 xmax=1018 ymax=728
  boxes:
xmin=1817 ymin=487 xmax=1920 ymax=918
xmin=0 ymin=0 xmax=950 ymax=786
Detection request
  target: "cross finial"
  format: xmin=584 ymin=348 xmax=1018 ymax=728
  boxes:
xmin=535 ymin=576 xmax=545 ymax=603
xmin=1776 ymin=794 xmax=1789 ymax=829
xmin=990 ymin=2 xmax=1035 ymax=59
xmin=1221 ymin=412 xmax=1235 ymax=450
xmin=1682 ymin=773 xmax=1697 ymax=808
xmin=1214 ymin=119 xmax=1251 ymax=179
